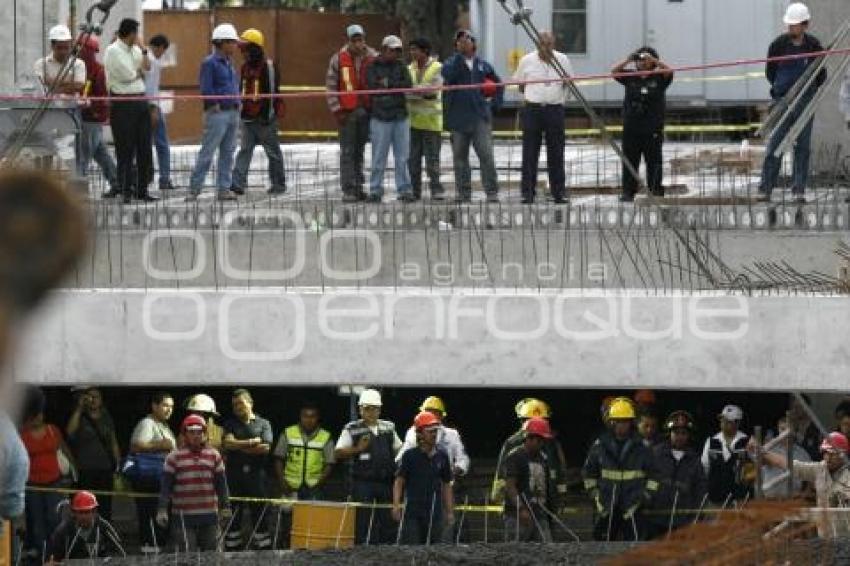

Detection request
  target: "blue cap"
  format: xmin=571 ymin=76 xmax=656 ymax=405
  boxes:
xmin=346 ymin=24 xmax=365 ymax=38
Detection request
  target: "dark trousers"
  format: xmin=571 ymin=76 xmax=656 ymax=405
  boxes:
xmin=592 ymin=509 xmax=644 ymax=542
xmin=521 ymin=104 xmax=566 ymax=200
xmin=77 ymin=469 xmax=114 ymax=520
xmin=226 ymin=468 xmax=270 ymax=550
xmin=132 ymin=476 xmax=168 ymax=547
xmin=110 ymin=97 xmax=153 ymax=197
xmin=622 ymin=128 xmax=663 ymax=198
xmin=232 ymin=119 xmax=287 ymax=191
xmin=400 ymin=512 xmax=444 ymax=545
xmin=351 ymin=480 xmax=394 ymax=545
xmin=409 ymin=128 xmax=444 ymax=199
xmin=339 ymin=107 xmax=370 ymax=196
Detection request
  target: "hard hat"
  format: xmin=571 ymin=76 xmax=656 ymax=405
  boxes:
xmin=358 ymin=388 xmax=382 ymax=407
xmin=633 ymin=389 xmax=657 ymax=406
xmin=515 ymin=398 xmax=551 ymax=419
xmin=186 ymin=393 xmax=218 ymax=416
xmin=419 ymin=396 xmax=446 ymax=416
xmin=665 ymin=410 xmax=695 ymax=432
xmin=523 ymin=417 xmax=553 ymax=439
xmin=71 ymin=490 xmax=98 ymax=512
xmin=413 ymin=411 xmax=440 ymax=430
xmin=181 ymin=414 xmax=207 ymax=432
xmin=481 ymin=77 xmax=498 ymax=99
xmin=382 ymin=35 xmax=403 ymax=49
xmin=821 ymin=432 xmax=849 ymax=454
xmin=784 ymin=3 xmax=811 ymax=25
xmin=346 ymin=24 xmax=365 ymax=39
xmin=240 ymin=28 xmax=264 ymax=48
xmin=607 ymin=397 xmax=636 ymax=420
xmin=718 ymin=405 xmax=743 ymax=422
xmin=48 ymin=25 xmax=73 ymax=42
xmin=212 ymin=23 xmax=239 ymax=42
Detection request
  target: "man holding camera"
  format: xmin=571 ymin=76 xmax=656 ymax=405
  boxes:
xmin=611 ymin=47 xmax=674 ymax=202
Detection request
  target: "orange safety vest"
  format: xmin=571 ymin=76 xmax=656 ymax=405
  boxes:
xmin=338 ymin=48 xmax=368 ymax=111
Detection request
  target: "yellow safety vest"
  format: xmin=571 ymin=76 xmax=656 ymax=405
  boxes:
xmin=407 ymin=59 xmax=443 ymax=133
xmin=283 ymin=425 xmax=330 ymax=489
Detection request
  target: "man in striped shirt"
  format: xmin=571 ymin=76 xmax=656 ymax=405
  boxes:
xmin=157 ymin=414 xmax=231 ymax=552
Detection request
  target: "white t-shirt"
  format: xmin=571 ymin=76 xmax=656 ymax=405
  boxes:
xmin=33 ymin=54 xmax=86 ymax=92
xmin=513 ymin=50 xmax=573 ymax=105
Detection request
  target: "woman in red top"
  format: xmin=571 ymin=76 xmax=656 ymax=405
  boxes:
xmin=19 ymin=388 xmax=74 ymax=562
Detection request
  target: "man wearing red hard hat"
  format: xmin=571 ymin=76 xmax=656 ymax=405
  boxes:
xmin=45 ymin=490 xmax=124 ymax=563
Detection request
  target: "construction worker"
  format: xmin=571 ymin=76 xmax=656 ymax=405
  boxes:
xmin=583 ymin=397 xmax=656 ymax=541
xmin=273 ymin=402 xmax=335 ymax=500
xmin=406 ymin=37 xmax=445 ymax=201
xmin=397 ymin=396 xmax=469 ymax=478
xmin=334 ymin=389 xmax=402 ymax=544
xmin=157 ymin=414 xmax=231 ymax=552
xmin=753 ymin=431 xmax=850 ymax=538
xmin=45 ymin=491 xmax=124 ymax=563
xmin=513 ymin=30 xmax=572 ymax=204
xmin=393 ymin=411 xmax=454 ymax=545
xmin=231 ymin=28 xmax=287 ymax=197
xmin=611 ymin=47 xmax=674 ymax=202
xmin=186 ymin=23 xmax=241 ymax=202
xmin=502 ymin=417 xmax=556 ymax=542
xmin=181 ymin=393 xmax=223 ymax=450
xmin=645 ymin=411 xmax=707 ymax=539
xmin=492 ymin=398 xmax=567 ymax=509
xmin=222 ymin=389 xmax=273 ymax=551
xmin=326 ymin=24 xmax=377 ymax=202
xmin=701 ymin=404 xmax=751 ymax=506
xmin=34 ymin=25 xmax=86 ymax=95
xmin=758 ymin=2 xmax=826 ymax=204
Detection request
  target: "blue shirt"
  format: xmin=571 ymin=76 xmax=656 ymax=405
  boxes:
xmin=396 ymin=446 xmax=452 ymax=519
xmin=0 ymin=413 xmax=29 ymax=533
xmin=199 ymin=52 xmax=239 ymax=108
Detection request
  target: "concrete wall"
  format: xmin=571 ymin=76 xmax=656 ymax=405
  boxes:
xmin=78 ymin=0 xmax=143 ymax=48
xmin=1 ymin=0 xmax=68 ymax=92
xmin=12 ymin=288 xmax=850 ymax=391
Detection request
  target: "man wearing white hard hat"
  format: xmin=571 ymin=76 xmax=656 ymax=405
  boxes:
xmin=34 ymin=25 xmax=86 ymax=95
xmin=701 ymin=404 xmax=750 ymax=505
xmin=335 ymin=388 xmax=402 ymax=544
xmin=758 ymin=2 xmax=826 ymax=204
xmin=186 ymin=23 xmax=241 ymax=202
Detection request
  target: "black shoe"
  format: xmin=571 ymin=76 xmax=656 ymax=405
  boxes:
xmin=397 ymin=193 xmax=416 ymax=203
xmin=122 ymin=194 xmax=132 ymax=204
xmin=230 ymin=186 xmax=245 ymax=196
xmin=268 ymin=186 xmax=287 ymax=195
xmin=342 ymin=193 xmax=360 ymax=203
xmin=486 ymin=193 xmax=500 ymax=203
xmin=431 ymin=191 xmax=446 ymax=201
xmin=454 ymin=195 xmax=472 ymax=204
xmin=159 ymin=181 xmax=176 ymax=191
xmin=217 ymin=192 xmax=237 ymax=201
xmin=553 ymin=196 xmax=569 ymax=204
xmin=102 ymin=189 xmax=120 ymax=199
xmin=619 ymin=193 xmax=635 ymax=203
xmin=366 ymin=193 xmax=383 ymax=204
xmin=793 ymin=194 xmax=806 ymax=204
xmin=137 ymin=194 xmax=160 ymax=203
xmin=521 ymin=197 xmax=534 ymax=204
xmin=185 ymin=193 xmax=199 ymax=202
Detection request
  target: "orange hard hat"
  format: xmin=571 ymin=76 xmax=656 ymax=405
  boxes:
xmin=71 ymin=490 xmax=98 ymax=512
xmin=524 ymin=417 xmax=553 ymax=439
xmin=481 ymin=78 xmax=498 ymax=99
xmin=181 ymin=414 xmax=207 ymax=432
xmin=414 ymin=411 xmax=440 ymax=430
xmin=821 ymin=432 xmax=850 ymax=454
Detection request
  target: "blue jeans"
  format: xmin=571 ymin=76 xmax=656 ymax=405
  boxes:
xmin=24 ymin=483 xmax=63 ymax=557
xmin=369 ymin=117 xmax=412 ymax=197
xmin=189 ymin=108 xmax=238 ymax=193
xmin=450 ymin=119 xmax=499 ymax=198
xmin=153 ymin=108 xmax=171 ymax=186
xmin=759 ymin=96 xmax=814 ymax=196
xmin=78 ymin=121 xmax=118 ymax=190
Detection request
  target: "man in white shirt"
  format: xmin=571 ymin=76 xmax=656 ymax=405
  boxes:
xmin=701 ymin=404 xmax=750 ymax=505
xmin=144 ymin=34 xmax=175 ymax=192
xmin=103 ymin=18 xmax=157 ymax=204
xmin=513 ymin=31 xmax=573 ymax=204
xmin=34 ymin=25 xmax=86 ymax=95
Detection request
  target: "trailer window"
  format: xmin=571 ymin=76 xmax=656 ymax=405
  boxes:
xmin=553 ymin=0 xmax=587 ymax=54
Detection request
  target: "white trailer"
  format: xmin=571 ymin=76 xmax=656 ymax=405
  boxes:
xmin=470 ymin=0 xmax=787 ymax=107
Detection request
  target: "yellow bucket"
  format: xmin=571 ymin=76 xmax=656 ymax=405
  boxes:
xmin=290 ymin=501 xmax=355 ymax=550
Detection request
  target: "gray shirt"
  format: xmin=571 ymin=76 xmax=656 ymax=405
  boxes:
xmin=130 ymin=416 xmax=175 ymax=448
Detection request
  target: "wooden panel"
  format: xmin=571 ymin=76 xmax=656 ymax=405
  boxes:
xmin=144 ymin=11 xmax=212 ymax=88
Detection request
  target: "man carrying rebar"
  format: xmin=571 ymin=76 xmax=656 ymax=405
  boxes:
xmin=757 ymin=2 xmax=826 ymax=204
xmin=513 ymin=31 xmax=572 ymax=204
xmin=583 ymin=397 xmax=656 ymax=541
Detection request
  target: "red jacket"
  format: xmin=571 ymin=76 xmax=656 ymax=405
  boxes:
xmin=79 ymin=56 xmax=109 ymax=123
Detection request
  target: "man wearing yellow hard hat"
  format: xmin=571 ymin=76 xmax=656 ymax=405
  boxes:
xmin=396 ymin=396 xmax=469 ymax=477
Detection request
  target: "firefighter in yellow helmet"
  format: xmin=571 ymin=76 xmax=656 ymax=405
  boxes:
xmin=582 ymin=397 xmax=656 ymax=541
xmin=491 ymin=398 xmax=568 ymax=511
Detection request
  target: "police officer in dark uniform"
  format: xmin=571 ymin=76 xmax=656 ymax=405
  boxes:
xmin=334 ymin=389 xmax=402 ymax=544
xmin=611 ymin=47 xmax=674 ymax=202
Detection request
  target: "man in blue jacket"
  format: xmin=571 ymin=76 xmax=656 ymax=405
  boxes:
xmin=442 ymin=30 xmax=502 ymax=204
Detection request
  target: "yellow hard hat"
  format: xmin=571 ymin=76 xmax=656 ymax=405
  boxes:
xmin=240 ymin=28 xmax=265 ymax=48
xmin=607 ymin=397 xmax=636 ymax=420
xmin=419 ymin=396 xmax=446 ymax=416
xmin=515 ymin=398 xmax=551 ymax=419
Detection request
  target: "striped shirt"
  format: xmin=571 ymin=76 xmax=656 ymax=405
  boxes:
xmin=159 ymin=446 xmax=229 ymax=525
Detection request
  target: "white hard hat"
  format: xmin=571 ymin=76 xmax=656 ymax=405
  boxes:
xmin=719 ymin=404 xmax=743 ymax=422
xmin=358 ymin=388 xmax=382 ymax=407
xmin=186 ymin=393 xmax=218 ymax=416
xmin=212 ymin=23 xmax=239 ymax=42
xmin=784 ymin=3 xmax=811 ymax=25
xmin=48 ymin=25 xmax=73 ymax=42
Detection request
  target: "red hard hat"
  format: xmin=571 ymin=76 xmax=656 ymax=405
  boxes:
xmin=71 ymin=490 xmax=98 ymax=512
xmin=524 ymin=417 xmax=553 ymax=439
xmin=413 ymin=411 xmax=440 ymax=430
xmin=481 ymin=78 xmax=497 ymax=99
xmin=182 ymin=414 xmax=207 ymax=432
xmin=821 ymin=432 xmax=849 ymax=454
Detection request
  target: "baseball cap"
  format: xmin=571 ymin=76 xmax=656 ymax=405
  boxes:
xmin=719 ymin=405 xmax=743 ymax=422
xmin=382 ymin=35 xmax=403 ymax=49
xmin=455 ymin=29 xmax=476 ymax=43
xmin=346 ymin=24 xmax=365 ymax=38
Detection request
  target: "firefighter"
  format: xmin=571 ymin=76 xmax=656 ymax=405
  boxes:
xmin=46 ymin=491 xmax=124 ymax=563
xmin=646 ymin=411 xmax=707 ymax=539
xmin=583 ymin=397 xmax=656 ymax=541
xmin=491 ymin=398 xmax=568 ymax=510
xmin=701 ymin=404 xmax=750 ymax=506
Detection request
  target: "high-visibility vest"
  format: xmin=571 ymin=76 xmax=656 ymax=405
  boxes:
xmin=283 ymin=425 xmax=331 ymax=489
xmin=407 ymin=59 xmax=443 ymax=132
xmin=338 ymin=48 xmax=368 ymax=111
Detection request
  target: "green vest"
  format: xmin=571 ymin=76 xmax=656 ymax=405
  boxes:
xmin=284 ymin=425 xmax=330 ymax=489
xmin=407 ymin=59 xmax=443 ymax=132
